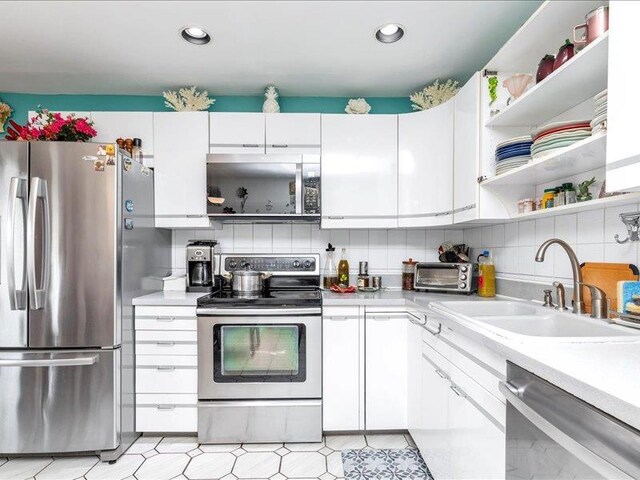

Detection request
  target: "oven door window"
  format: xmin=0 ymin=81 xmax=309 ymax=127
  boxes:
xmin=213 ymin=324 xmax=306 ymax=383
xmin=417 ymin=267 xmax=459 ymax=287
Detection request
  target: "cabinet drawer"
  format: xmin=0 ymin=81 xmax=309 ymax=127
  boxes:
xmin=136 ymin=355 xmax=197 ymax=367
xmin=136 ymin=342 xmax=197 ymax=356
xmin=137 ymin=393 xmax=198 ymax=405
xmin=323 ymin=306 xmax=359 ymax=318
xmin=135 ymin=306 xmax=197 ymax=330
xmin=136 ymin=367 xmax=197 ymax=393
xmin=136 ymin=404 xmax=197 ymax=432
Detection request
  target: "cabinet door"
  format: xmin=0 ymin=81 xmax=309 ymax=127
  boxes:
xmin=323 ymin=311 xmax=362 ymax=431
xmin=407 ymin=316 xmax=424 ymax=436
xmin=453 ymin=72 xmax=481 ymax=223
xmin=91 ymin=112 xmax=154 ymax=163
xmin=398 ymin=102 xmax=454 ymax=227
xmin=418 ymin=344 xmax=452 ymax=480
xmin=365 ymin=313 xmax=407 ymax=430
xmin=209 ymin=113 xmax=265 ymax=154
xmin=606 ymin=1 xmax=640 ymax=192
xmin=321 ymin=115 xmax=398 ymax=229
xmin=266 ymin=113 xmax=321 ymax=154
xmin=153 ymin=112 xmax=209 ymax=228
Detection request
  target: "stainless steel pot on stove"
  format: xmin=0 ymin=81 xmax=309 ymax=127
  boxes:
xmin=224 ymin=270 xmax=272 ymax=294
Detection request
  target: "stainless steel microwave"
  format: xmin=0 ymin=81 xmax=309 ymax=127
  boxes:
xmin=206 ymin=154 xmax=320 ymax=222
xmin=414 ymin=262 xmax=477 ymax=293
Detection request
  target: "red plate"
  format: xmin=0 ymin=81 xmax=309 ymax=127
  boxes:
xmin=533 ymin=124 xmax=591 ymax=141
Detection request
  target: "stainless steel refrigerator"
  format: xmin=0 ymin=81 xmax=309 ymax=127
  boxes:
xmin=0 ymin=141 xmax=171 ymax=460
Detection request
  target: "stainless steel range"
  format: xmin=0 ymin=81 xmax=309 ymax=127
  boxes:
xmin=196 ymin=254 xmax=322 ymax=444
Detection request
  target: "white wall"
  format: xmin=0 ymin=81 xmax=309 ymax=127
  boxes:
xmin=171 ymin=225 xmax=464 ymax=275
xmin=463 ymin=200 xmax=640 ymax=285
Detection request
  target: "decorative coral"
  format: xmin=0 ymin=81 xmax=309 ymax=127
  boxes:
xmin=410 ymin=79 xmax=459 ymax=111
xmin=263 ymin=85 xmax=280 ymax=113
xmin=162 ymin=86 xmax=215 ymax=111
xmin=345 ymin=98 xmax=371 ymax=114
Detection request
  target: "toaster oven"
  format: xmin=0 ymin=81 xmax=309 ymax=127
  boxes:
xmin=414 ymin=262 xmax=477 ymax=293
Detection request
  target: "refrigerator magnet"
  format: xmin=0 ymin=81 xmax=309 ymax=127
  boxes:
xmin=105 ymin=144 xmax=116 ymax=156
xmin=140 ymin=166 xmax=150 ymax=176
xmin=125 ymin=200 xmax=134 ymax=212
xmin=96 ymin=145 xmax=107 ymax=156
xmin=123 ymin=158 xmax=133 ymax=172
xmin=106 ymin=155 xmax=115 ymax=166
xmin=124 ymin=218 xmax=134 ymax=230
xmin=93 ymin=159 xmax=105 ymax=172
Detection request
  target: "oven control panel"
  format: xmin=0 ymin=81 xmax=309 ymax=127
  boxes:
xmin=224 ymin=256 xmax=318 ymax=273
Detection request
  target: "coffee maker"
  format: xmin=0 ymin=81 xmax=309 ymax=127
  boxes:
xmin=186 ymin=240 xmax=218 ymax=292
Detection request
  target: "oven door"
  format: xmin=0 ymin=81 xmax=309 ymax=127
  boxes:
xmin=197 ymin=308 xmax=322 ymax=400
xmin=415 ymin=264 xmax=461 ymax=290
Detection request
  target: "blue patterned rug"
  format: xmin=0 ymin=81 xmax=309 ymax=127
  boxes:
xmin=342 ymin=448 xmax=434 ymax=479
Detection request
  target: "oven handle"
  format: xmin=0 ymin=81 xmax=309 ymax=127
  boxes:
xmin=196 ymin=307 xmax=322 ymax=316
xmin=499 ymin=382 xmax=632 ymax=479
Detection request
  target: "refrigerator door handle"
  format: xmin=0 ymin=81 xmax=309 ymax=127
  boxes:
xmin=7 ymin=177 xmax=27 ymax=310
xmin=27 ymin=177 xmax=51 ymax=310
xmin=0 ymin=356 xmax=98 ymax=367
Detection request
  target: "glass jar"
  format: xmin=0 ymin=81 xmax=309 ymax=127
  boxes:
xmin=322 ymin=243 xmax=339 ymax=288
xmin=522 ymin=198 xmax=535 ymax=213
xmin=564 ymin=183 xmax=577 ymax=204
xmin=402 ymin=258 xmax=418 ymax=291
xmin=554 ymin=186 xmax=565 ymax=207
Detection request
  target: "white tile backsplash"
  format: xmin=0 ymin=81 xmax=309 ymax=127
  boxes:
xmin=463 ymin=202 xmax=640 ymax=284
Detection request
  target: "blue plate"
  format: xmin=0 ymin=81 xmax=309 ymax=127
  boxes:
xmin=496 ymin=149 xmax=531 ymax=161
xmin=496 ymin=142 xmax=533 ymax=154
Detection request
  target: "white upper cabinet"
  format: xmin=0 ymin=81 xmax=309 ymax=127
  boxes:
xmin=265 ymin=113 xmax=321 ymax=154
xmin=607 ymin=1 xmax=640 ymax=193
xmin=91 ymin=112 xmax=154 ymax=165
xmin=398 ymin=101 xmax=454 ymax=227
xmin=153 ymin=112 xmax=209 ymax=228
xmin=209 ymin=112 xmax=265 ymax=154
xmin=321 ymin=114 xmax=398 ymax=229
xmin=453 ymin=72 xmax=481 ymax=223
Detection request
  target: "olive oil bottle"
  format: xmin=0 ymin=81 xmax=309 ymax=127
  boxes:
xmin=338 ymin=248 xmax=350 ymax=286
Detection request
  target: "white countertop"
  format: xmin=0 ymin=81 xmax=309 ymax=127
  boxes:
xmin=132 ymin=288 xmax=640 ymax=431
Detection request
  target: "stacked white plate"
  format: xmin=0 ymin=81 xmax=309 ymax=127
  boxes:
xmin=494 ymin=136 xmax=532 ymax=175
xmin=531 ymin=120 xmax=592 ymax=159
xmin=591 ymin=89 xmax=607 ymax=135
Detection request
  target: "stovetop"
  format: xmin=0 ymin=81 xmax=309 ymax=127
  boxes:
xmin=197 ymin=289 xmax=322 ymax=308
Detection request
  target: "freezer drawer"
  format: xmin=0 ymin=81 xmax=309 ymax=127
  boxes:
xmin=0 ymin=349 xmax=119 ymax=455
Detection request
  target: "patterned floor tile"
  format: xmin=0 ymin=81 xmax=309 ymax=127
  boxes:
xmin=134 ymin=453 xmax=190 ymax=480
xmin=36 ymin=457 xmax=98 ymax=480
xmin=85 ymin=454 xmax=144 ymax=480
xmin=241 ymin=443 xmax=283 ymax=452
xmin=199 ymin=444 xmax=241 ymax=453
xmin=342 ymin=448 xmax=432 ymax=480
xmin=280 ymin=451 xmax=326 ymax=478
xmin=232 ymin=452 xmax=280 ymax=479
xmin=156 ymin=437 xmax=199 ymax=454
xmin=125 ymin=436 xmax=162 ymax=454
xmin=324 ymin=435 xmax=367 ymax=451
xmin=365 ymin=434 xmax=408 ymax=449
xmin=184 ymin=453 xmax=235 ymax=480
xmin=0 ymin=458 xmax=53 ymax=480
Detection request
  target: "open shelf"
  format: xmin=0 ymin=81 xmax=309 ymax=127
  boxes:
xmin=486 ymin=32 xmax=608 ymax=128
xmin=514 ymin=193 xmax=640 ymax=220
xmin=482 ymin=134 xmax=606 ymax=187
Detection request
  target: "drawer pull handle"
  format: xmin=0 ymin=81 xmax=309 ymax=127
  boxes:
xmin=156 ymin=366 xmax=175 ymax=371
xmin=271 ymin=144 xmax=288 ymax=148
xmin=242 ymin=144 xmax=260 ymax=148
xmin=425 ymin=322 xmax=441 ymax=336
xmin=156 ymin=317 xmax=176 ymax=322
xmin=435 ymin=369 xmax=449 ymax=380
xmin=156 ymin=405 xmax=176 ymax=411
xmin=450 ymin=384 xmax=467 ymax=398
xmin=156 ymin=341 xmax=175 ymax=347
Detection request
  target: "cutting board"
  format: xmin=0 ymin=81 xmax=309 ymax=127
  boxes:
xmin=580 ymin=262 xmax=639 ymax=314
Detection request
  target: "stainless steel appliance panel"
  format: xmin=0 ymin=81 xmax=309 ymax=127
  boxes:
xmin=198 ymin=399 xmax=322 ymax=444
xmin=198 ymin=312 xmax=322 ymax=399
xmin=503 ymin=362 xmax=640 ymax=480
xmin=0 ymin=142 xmax=29 ymax=348
xmin=0 ymin=349 xmax=119 ymax=454
xmin=28 ymin=142 xmax=117 ymax=348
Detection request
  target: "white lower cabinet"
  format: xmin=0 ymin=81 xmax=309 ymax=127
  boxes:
xmin=322 ymin=306 xmax=364 ymax=431
xmin=407 ymin=313 xmax=425 ymax=435
xmin=365 ymin=311 xmax=408 ymax=430
xmin=136 ymin=394 xmax=198 ymax=432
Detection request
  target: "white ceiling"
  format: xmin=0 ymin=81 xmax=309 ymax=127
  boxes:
xmin=0 ymin=1 xmax=541 ymax=97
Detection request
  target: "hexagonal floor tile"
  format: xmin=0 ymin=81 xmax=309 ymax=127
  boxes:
xmin=232 ymin=452 xmax=279 ymax=479
xmin=85 ymin=454 xmax=144 ymax=480
xmin=0 ymin=458 xmax=52 ymax=480
xmin=184 ymin=453 xmax=235 ymax=480
xmin=283 ymin=441 xmax=324 ymax=452
xmin=156 ymin=437 xmax=199 ymax=453
xmin=324 ymin=435 xmax=366 ymax=451
xmin=326 ymin=451 xmax=344 ymax=477
xmin=135 ymin=453 xmax=190 ymax=480
xmin=280 ymin=451 xmax=326 ymax=478
xmin=365 ymin=434 xmax=408 ymax=449
xmin=270 ymin=474 xmax=286 ymax=480
xmin=125 ymin=436 xmax=162 ymax=454
xmin=36 ymin=456 xmax=98 ymax=479
xmin=320 ymin=473 xmax=336 ymax=480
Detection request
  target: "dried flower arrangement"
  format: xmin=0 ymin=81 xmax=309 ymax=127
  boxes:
xmin=0 ymin=98 xmax=12 ymax=133
xmin=410 ymin=79 xmax=459 ymax=111
xmin=5 ymin=107 xmax=96 ymax=142
xmin=163 ymin=86 xmax=215 ymax=111
xmin=345 ymin=98 xmax=371 ymax=114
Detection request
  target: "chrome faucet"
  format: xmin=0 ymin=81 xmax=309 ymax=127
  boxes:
xmin=535 ymin=239 xmax=585 ymax=315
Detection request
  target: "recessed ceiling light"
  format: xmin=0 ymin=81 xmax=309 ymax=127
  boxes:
xmin=375 ymin=23 xmax=405 ymax=44
xmin=181 ymin=26 xmax=211 ymax=45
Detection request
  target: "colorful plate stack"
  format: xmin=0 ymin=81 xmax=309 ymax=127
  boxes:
xmin=591 ymin=89 xmax=607 ymax=135
xmin=494 ymin=136 xmax=532 ymax=176
xmin=531 ymin=120 xmax=592 ymax=159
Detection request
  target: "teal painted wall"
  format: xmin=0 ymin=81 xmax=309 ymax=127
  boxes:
xmin=0 ymin=92 xmax=413 ymax=129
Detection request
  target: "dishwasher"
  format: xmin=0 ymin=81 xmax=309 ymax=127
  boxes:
xmin=500 ymin=362 xmax=640 ymax=480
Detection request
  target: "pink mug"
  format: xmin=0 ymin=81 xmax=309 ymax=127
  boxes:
xmin=574 ymin=6 xmax=609 ymax=47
